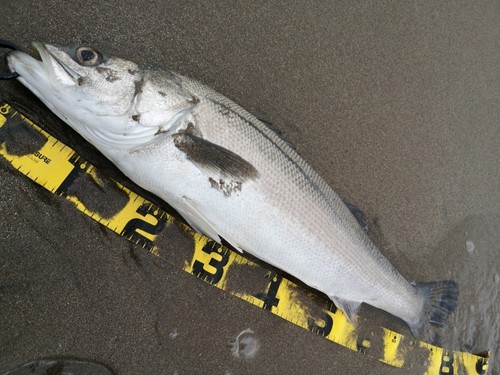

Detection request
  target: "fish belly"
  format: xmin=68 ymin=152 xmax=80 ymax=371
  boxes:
xmin=108 ymin=136 xmax=418 ymax=326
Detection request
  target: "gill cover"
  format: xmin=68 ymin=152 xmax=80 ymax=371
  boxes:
xmin=7 ymin=42 xmax=195 ymax=150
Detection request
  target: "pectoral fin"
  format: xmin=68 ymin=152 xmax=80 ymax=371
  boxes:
xmin=173 ymin=128 xmax=259 ymax=181
xmin=181 ymin=195 xmax=222 ymax=243
xmin=330 ymin=296 xmax=362 ymax=323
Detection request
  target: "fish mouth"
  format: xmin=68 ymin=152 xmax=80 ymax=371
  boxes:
xmin=7 ymin=42 xmax=80 ymax=86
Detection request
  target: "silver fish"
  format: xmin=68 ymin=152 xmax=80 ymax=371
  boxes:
xmin=7 ymin=42 xmax=458 ymax=336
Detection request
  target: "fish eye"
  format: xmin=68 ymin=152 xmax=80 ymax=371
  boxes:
xmin=74 ymin=46 xmax=103 ymax=66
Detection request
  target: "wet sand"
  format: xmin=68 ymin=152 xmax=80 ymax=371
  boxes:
xmin=1 ymin=1 xmax=499 ymax=374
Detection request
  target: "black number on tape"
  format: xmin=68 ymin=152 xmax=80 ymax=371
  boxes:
xmin=308 ymin=312 xmax=333 ymax=337
xmin=121 ymin=203 xmax=168 ymax=250
xmin=475 ymin=357 xmax=488 ymax=375
xmin=439 ymin=351 xmax=454 ymax=375
xmin=255 ymin=272 xmax=281 ymax=311
xmin=192 ymin=241 xmax=230 ymax=284
xmin=56 ymin=154 xmax=87 ymax=196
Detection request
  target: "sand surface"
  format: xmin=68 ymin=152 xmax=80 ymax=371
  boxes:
xmin=1 ymin=2 xmax=499 ymax=374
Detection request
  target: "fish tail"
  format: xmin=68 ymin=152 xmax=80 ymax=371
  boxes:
xmin=410 ymin=280 xmax=459 ymax=337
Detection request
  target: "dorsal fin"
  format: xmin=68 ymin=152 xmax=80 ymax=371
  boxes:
xmin=344 ymin=202 xmax=370 ymax=235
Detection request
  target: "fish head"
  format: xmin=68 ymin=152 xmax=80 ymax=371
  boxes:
xmin=7 ymin=42 xmax=154 ymax=150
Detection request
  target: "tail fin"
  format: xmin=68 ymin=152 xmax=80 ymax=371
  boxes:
xmin=410 ymin=280 xmax=459 ymax=337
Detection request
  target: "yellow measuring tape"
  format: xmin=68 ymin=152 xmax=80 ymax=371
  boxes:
xmin=0 ymin=101 xmax=489 ymax=374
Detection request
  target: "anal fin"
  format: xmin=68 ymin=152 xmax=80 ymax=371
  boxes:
xmin=330 ymin=296 xmax=362 ymax=323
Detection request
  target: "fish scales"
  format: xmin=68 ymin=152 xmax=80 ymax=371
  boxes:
xmin=7 ymin=42 xmax=459 ymax=337
xmin=190 ymin=89 xmax=406 ymax=294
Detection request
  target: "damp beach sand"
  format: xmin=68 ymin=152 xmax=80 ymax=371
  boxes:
xmin=1 ymin=2 xmax=499 ymax=374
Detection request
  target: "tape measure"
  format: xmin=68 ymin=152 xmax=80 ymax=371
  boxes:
xmin=0 ymin=101 xmax=489 ymax=374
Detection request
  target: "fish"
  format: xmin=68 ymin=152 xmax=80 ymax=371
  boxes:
xmin=7 ymin=42 xmax=458 ymax=337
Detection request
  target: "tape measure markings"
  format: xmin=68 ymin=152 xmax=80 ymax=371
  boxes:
xmin=0 ymin=102 xmax=489 ymax=374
